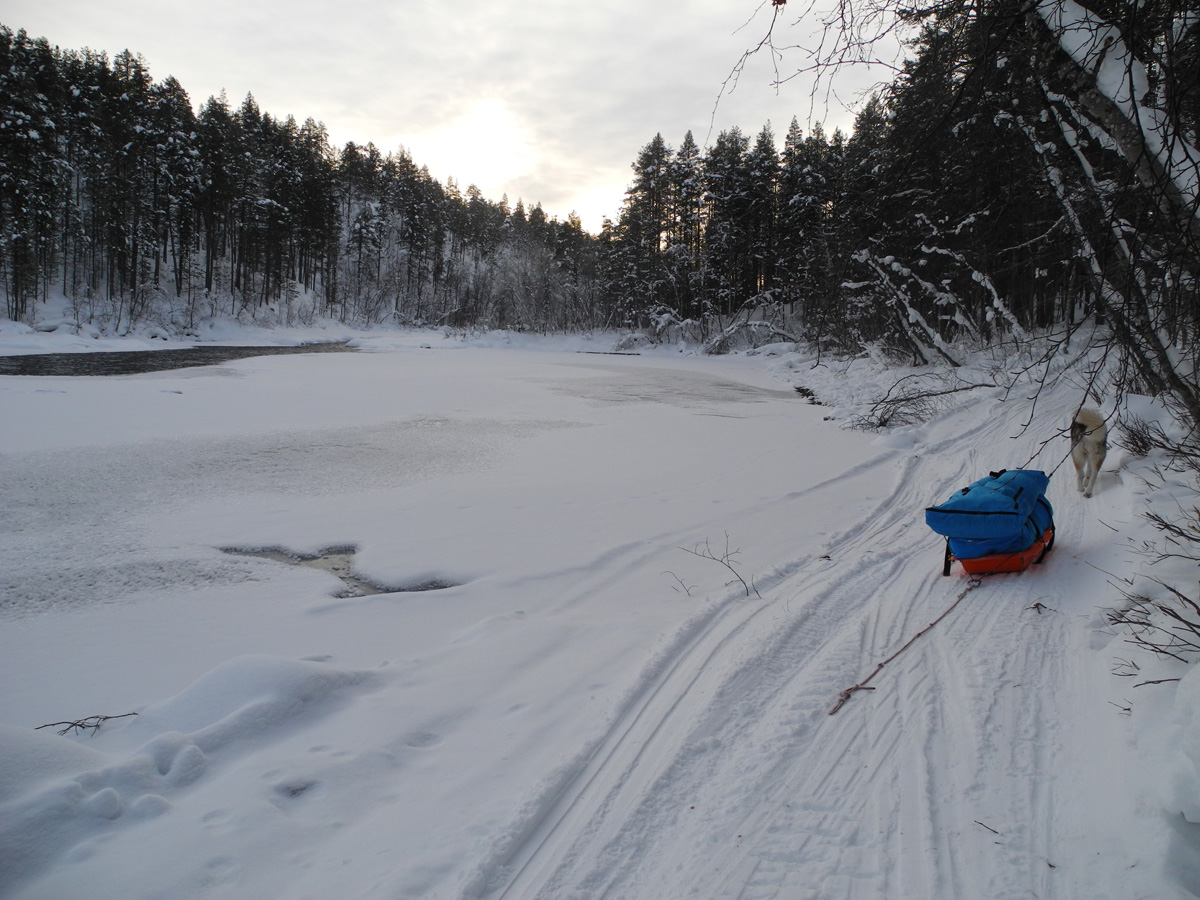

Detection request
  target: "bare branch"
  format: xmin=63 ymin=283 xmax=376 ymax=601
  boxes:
xmin=679 ymin=532 xmax=762 ymax=598
xmin=36 ymin=712 xmax=138 ymax=736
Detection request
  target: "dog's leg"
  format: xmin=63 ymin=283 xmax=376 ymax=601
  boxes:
xmin=1086 ymin=449 xmax=1104 ymax=497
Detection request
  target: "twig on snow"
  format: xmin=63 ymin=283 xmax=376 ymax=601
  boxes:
xmin=36 ymin=712 xmax=138 ymax=736
xmin=662 ymin=570 xmax=696 ymax=596
xmin=679 ymin=533 xmax=761 ymax=598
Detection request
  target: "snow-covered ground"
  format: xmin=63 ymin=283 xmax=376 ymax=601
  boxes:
xmin=2 ymin=313 xmax=1198 ymax=899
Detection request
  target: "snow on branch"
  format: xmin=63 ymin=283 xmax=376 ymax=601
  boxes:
xmin=1035 ymin=0 xmax=1200 ymax=244
xmin=916 ymin=242 xmax=1028 ymax=341
xmin=855 ymin=251 xmax=965 ymax=366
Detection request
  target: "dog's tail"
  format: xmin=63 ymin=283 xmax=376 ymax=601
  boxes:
xmin=1073 ymin=407 xmax=1105 ymax=428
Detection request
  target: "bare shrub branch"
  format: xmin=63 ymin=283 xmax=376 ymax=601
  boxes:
xmin=36 ymin=712 xmax=138 ymax=736
xmin=679 ymin=532 xmax=762 ymax=598
xmin=848 ymin=371 xmax=995 ymax=430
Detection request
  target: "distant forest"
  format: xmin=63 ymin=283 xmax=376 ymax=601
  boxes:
xmin=1 ymin=13 xmax=1198 ymax=380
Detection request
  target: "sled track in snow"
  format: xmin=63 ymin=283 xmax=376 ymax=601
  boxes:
xmin=481 ymin=403 xmax=1086 ymax=900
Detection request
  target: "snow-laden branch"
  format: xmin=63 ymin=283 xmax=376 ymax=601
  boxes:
xmin=855 ymin=250 xmax=964 ymax=366
xmin=1013 ymin=92 xmax=1200 ymax=425
xmin=1034 ymin=0 xmax=1200 ymax=248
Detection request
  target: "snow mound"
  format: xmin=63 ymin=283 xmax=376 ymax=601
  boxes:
xmin=127 ymin=654 xmax=373 ymax=752
xmin=0 ymin=725 xmax=114 ymax=804
xmin=0 ymin=656 xmax=374 ymax=894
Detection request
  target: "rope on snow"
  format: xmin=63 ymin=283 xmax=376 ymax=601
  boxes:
xmin=829 ymin=577 xmax=983 ymax=715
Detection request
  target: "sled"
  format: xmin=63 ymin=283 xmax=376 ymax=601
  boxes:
xmin=941 ymin=526 xmax=1055 ymax=576
xmin=925 ymin=469 xmax=1055 ymax=577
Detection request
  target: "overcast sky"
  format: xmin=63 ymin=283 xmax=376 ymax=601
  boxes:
xmin=5 ymin=0 xmax=886 ymax=233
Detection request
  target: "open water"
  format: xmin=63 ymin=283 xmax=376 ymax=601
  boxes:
xmin=0 ymin=342 xmax=352 ymax=376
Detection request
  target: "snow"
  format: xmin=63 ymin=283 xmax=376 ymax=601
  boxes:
xmin=2 ymin=313 xmax=1200 ymax=898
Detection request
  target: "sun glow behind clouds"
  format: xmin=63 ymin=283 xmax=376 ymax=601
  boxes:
xmin=405 ymin=99 xmax=538 ymax=200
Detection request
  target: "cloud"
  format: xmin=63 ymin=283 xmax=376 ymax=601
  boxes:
xmin=4 ymin=0 xmax=876 ymax=232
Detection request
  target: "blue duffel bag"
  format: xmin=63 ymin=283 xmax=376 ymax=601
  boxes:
xmin=925 ymin=469 xmax=1054 ymax=559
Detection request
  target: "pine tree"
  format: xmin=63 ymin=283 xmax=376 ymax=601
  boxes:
xmin=745 ymin=123 xmax=780 ymax=302
xmin=777 ymin=118 xmax=834 ymax=320
xmin=614 ymin=133 xmax=674 ymax=323
xmin=294 ymin=118 xmax=337 ymax=301
xmin=229 ymin=93 xmax=267 ymax=304
xmin=146 ymin=75 xmax=199 ymax=299
xmin=101 ymin=49 xmax=158 ymax=322
xmin=0 ymin=28 xmax=67 ymax=319
xmin=702 ymin=126 xmax=752 ymax=316
xmin=196 ymin=91 xmax=237 ymax=297
xmin=665 ymin=130 xmax=705 ymax=319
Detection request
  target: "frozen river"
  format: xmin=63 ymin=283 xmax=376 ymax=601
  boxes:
xmin=1 ymin=343 xmax=806 ymax=617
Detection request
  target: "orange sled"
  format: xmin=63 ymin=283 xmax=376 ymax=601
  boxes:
xmin=942 ymin=527 xmax=1055 ymax=576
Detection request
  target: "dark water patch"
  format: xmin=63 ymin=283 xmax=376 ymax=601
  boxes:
xmin=221 ymin=546 xmax=461 ymax=598
xmin=0 ymin=342 xmax=353 ymax=376
xmin=398 ymin=578 xmax=460 ymax=592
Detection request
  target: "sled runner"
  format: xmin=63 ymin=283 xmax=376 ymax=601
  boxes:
xmin=925 ymin=469 xmax=1055 ymax=576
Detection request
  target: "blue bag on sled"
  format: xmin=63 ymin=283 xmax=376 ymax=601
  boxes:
xmin=925 ymin=469 xmax=1054 ymax=575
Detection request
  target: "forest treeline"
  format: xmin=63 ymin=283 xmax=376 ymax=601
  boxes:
xmin=0 ymin=25 xmax=603 ymax=334
xmin=1 ymin=10 xmax=1198 ymax=380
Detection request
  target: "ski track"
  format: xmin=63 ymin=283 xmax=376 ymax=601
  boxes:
xmin=477 ymin=395 xmax=1112 ymax=900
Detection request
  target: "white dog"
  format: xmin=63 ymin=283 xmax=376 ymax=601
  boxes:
xmin=1071 ymin=408 xmax=1108 ymax=497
